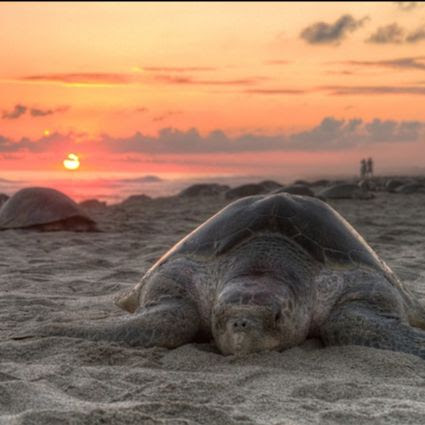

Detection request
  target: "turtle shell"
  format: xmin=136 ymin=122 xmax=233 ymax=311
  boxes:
xmin=318 ymin=184 xmax=373 ymax=200
xmin=0 ymin=187 xmax=96 ymax=230
xmin=154 ymin=193 xmax=390 ymax=274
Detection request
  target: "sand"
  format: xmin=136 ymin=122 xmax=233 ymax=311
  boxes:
xmin=1 ymin=192 xmax=425 ymax=424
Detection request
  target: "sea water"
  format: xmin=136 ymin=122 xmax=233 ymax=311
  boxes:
xmin=0 ymin=172 xmax=286 ymax=205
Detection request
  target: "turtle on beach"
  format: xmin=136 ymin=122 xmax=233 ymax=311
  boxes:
xmin=274 ymin=184 xmax=315 ymax=197
xmin=225 ymin=183 xmax=268 ymax=200
xmin=318 ymin=183 xmax=374 ymax=200
xmin=178 ymin=183 xmax=230 ymax=197
xmin=0 ymin=193 xmax=9 ymax=207
xmin=395 ymin=182 xmax=425 ymax=194
xmin=0 ymin=187 xmax=97 ymax=231
xmin=19 ymin=193 xmax=425 ymax=358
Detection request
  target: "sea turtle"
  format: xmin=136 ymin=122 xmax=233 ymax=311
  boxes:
xmin=385 ymin=179 xmax=405 ymax=193
xmin=225 ymin=183 xmax=267 ymax=200
xmin=79 ymin=199 xmax=107 ymax=209
xmin=275 ymin=184 xmax=315 ymax=197
xmin=395 ymin=182 xmax=425 ymax=194
xmin=179 ymin=183 xmax=230 ymax=197
xmin=0 ymin=187 xmax=97 ymax=231
xmin=258 ymin=180 xmax=283 ymax=191
xmin=0 ymin=193 xmax=9 ymax=208
xmin=318 ymin=183 xmax=374 ymax=200
xmin=23 ymin=193 xmax=425 ymax=359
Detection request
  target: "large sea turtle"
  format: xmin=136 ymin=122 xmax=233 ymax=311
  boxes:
xmin=395 ymin=182 xmax=425 ymax=194
xmin=178 ymin=183 xmax=230 ymax=197
xmin=318 ymin=183 xmax=374 ymax=200
xmin=22 ymin=193 xmax=425 ymax=358
xmin=274 ymin=184 xmax=315 ymax=197
xmin=0 ymin=193 xmax=9 ymax=208
xmin=0 ymin=187 xmax=97 ymax=231
xmin=225 ymin=183 xmax=268 ymax=200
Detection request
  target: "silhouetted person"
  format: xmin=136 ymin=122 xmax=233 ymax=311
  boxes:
xmin=366 ymin=157 xmax=374 ymax=178
xmin=360 ymin=159 xmax=367 ymax=179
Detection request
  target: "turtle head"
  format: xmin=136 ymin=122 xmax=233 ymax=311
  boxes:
xmin=212 ymin=303 xmax=284 ymax=355
xmin=211 ymin=277 xmax=310 ymax=355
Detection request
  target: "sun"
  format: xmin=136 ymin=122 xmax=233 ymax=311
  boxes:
xmin=63 ymin=153 xmax=80 ymax=170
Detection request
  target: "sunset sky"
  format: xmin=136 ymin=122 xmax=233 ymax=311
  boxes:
xmin=1 ymin=1 xmax=425 ymax=178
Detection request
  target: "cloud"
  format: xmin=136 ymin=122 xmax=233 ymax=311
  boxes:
xmin=152 ymin=110 xmax=183 ymax=122
xmin=1 ymin=104 xmax=68 ymax=119
xmin=140 ymin=66 xmax=216 ymax=72
xmin=101 ymin=118 xmax=425 ymax=154
xmin=2 ymin=104 xmax=27 ymax=119
xmin=152 ymin=75 xmax=263 ymax=86
xmin=366 ymin=23 xmax=405 ymax=44
xmin=343 ymin=56 xmax=425 ymax=71
xmin=300 ymin=15 xmax=367 ymax=45
xmin=0 ymin=132 xmax=82 ymax=153
xmin=406 ymin=26 xmax=425 ymax=43
xmin=324 ymin=85 xmax=425 ymax=95
xmin=290 ymin=117 xmax=424 ymax=149
xmin=242 ymin=83 xmax=425 ymax=96
xmin=395 ymin=2 xmax=420 ymax=11
xmin=29 ymin=106 xmax=69 ymax=117
xmin=21 ymin=73 xmax=133 ymax=85
xmin=18 ymin=72 xmax=264 ymax=88
xmin=365 ymin=119 xmax=423 ymax=142
xmin=243 ymin=88 xmax=309 ymax=95
xmin=366 ymin=24 xmax=425 ymax=44
xmin=2 ymin=118 xmax=424 ymax=157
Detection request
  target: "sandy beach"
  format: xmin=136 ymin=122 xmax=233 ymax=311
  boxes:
xmin=0 ymin=189 xmax=424 ymax=425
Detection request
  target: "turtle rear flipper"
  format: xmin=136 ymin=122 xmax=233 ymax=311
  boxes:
xmin=320 ymin=301 xmax=425 ymax=359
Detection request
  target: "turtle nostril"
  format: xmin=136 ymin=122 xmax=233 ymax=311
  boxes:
xmin=232 ymin=318 xmax=248 ymax=330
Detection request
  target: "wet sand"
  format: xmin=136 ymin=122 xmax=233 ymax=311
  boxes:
xmin=1 ymin=192 xmax=425 ymax=424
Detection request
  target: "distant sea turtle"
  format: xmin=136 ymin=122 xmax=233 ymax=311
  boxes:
xmin=225 ymin=183 xmax=267 ymax=200
xmin=26 ymin=193 xmax=425 ymax=359
xmin=179 ymin=183 xmax=229 ymax=197
xmin=120 ymin=194 xmax=151 ymax=206
xmin=0 ymin=193 xmax=9 ymax=208
xmin=79 ymin=199 xmax=107 ymax=209
xmin=258 ymin=180 xmax=283 ymax=191
xmin=275 ymin=184 xmax=315 ymax=197
xmin=0 ymin=187 xmax=97 ymax=231
xmin=395 ymin=182 xmax=425 ymax=194
xmin=318 ymin=183 xmax=374 ymax=200
xmin=310 ymin=179 xmax=330 ymax=187
xmin=385 ymin=179 xmax=405 ymax=193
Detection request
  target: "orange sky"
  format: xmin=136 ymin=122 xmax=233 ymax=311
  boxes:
xmin=1 ymin=2 xmax=425 ymax=177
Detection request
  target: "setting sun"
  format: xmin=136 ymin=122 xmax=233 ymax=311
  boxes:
xmin=63 ymin=153 xmax=80 ymax=170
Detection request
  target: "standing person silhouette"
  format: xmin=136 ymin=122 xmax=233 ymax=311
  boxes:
xmin=360 ymin=159 xmax=367 ymax=179
xmin=367 ymin=157 xmax=374 ymax=178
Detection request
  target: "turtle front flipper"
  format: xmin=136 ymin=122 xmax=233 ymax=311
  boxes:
xmin=14 ymin=298 xmax=200 ymax=349
xmin=319 ymin=301 xmax=425 ymax=360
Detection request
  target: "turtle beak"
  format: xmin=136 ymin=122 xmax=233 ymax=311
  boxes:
xmin=227 ymin=317 xmax=253 ymax=354
xmin=232 ymin=333 xmax=250 ymax=355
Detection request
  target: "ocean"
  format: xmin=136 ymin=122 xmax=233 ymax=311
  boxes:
xmin=0 ymin=172 xmax=290 ymax=205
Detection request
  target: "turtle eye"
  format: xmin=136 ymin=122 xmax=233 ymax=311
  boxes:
xmin=274 ymin=311 xmax=281 ymax=322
